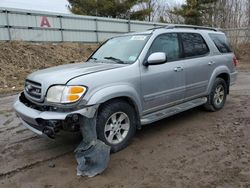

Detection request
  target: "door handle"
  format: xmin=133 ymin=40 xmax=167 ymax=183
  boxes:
xmin=174 ymin=67 xmax=184 ymax=72
xmin=208 ymin=61 xmax=215 ymax=66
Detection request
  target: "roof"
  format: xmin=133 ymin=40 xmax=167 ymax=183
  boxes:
xmin=148 ymin=24 xmax=220 ymax=32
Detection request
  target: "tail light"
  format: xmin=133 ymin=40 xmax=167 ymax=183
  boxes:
xmin=233 ymin=56 xmax=238 ymax=67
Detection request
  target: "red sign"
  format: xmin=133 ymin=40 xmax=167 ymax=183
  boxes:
xmin=40 ymin=16 xmax=51 ymax=27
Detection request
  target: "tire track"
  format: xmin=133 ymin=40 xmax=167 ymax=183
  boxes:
xmin=3 ymin=117 xmax=14 ymax=126
xmin=2 ymin=123 xmax=22 ymax=131
xmin=0 ymin=150 xmax=73 ymax=180
xmin=1 ymin=136 xmax=39 ymax=154
xmin=9 ymin=135 xmax=40 ymax=145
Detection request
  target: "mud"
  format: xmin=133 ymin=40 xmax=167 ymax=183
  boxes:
xmin=0 ymin=65 xmax=250 ymax=188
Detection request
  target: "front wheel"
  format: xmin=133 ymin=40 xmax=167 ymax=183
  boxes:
xmin=96 ymin=100 xmax=137 ymax=153
xmin=204 ymin=78 xmax=227 ymax=112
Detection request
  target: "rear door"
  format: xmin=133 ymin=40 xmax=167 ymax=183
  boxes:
xmin=179 ymin=32 xmax=212 ymax=99
xmin=140 ymin=33 xmax=185 ymax=113
xmin=208 ymin=33 xmax=235 ymax=71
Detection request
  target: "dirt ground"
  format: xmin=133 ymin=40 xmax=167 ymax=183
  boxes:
xmin=0 ymin=42 xmax=98 ymax=95
xmin=0 ymin=61 xmax=249 ymax=187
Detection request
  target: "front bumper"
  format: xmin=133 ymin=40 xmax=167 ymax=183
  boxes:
xmin=13 ymin=94 xmax=98 ymax=137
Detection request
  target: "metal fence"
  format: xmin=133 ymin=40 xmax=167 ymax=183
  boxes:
xmin=224 ymin=28 xmax=250 ymax=44
xmin=0 ymin=8 xmax=166 ymax=42
xmin=0 ymin=8 xmax=249 ymax=43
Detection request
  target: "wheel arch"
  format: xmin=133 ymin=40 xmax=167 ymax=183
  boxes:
xmin=216 ymin=73 xmax=230 ymax=94
xmin=87 ymin=86 xmax=142 ymax=129
xmin=207 ymin=66 xmax=230 ymax=94
xmin=98 ymin=96 xmax=141 ymax=128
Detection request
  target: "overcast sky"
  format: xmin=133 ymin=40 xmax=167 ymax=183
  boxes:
xmin=0 ymin=0 xmax=70 ymax=13
xmin=0 ymin=0 xmax=185 ymax=14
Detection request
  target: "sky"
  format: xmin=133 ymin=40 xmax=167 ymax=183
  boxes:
xmin=0 ymin=0 xmax=186 ymax=14
xmin=0 ymin=0 xmax=71 ymax=14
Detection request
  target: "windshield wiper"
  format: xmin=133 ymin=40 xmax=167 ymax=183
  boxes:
xmin=104 ymin=56 xmax=125 ymax=64
xmin=89 ymin=57 xmax=98 ymax=60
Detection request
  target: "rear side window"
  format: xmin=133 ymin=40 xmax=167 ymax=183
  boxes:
xmin=180 ymin=33 xmax=209 ymax=58
xmin=209 ymin=33 xmax=232 ymax=53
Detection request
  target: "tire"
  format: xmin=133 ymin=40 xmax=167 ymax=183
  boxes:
xmin=204 ymin=78 xmax=227 ymax=112
xmin=96 ymin=100 xmax=137 ymax=153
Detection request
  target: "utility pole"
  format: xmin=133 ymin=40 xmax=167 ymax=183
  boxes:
xmin=248 ymin=0 xmax=250 ymax=27
xmin=148 ymin=0 xmax=151 ymax=21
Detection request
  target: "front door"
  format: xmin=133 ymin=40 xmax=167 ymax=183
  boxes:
xmin=140 ymin=33 xmax=185 ymax=114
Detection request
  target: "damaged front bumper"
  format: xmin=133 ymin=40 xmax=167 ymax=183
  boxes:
xmin=13 ymin=93 xmax=99 ymax=138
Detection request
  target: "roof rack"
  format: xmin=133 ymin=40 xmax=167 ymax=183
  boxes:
xmin=148 ymin=24 xmax=219 ymax=32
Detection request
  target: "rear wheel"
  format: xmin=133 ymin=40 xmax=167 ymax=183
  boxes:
xmin=204 ymin=78 xmax=227 ymax=112
xmin=96 ymin=100 xmax=137 ymax=153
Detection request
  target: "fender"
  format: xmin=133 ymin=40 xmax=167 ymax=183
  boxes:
xmin=87 ymin=85 xmax=143 ymax=115
xmin=206 ymin=65 xmax=230 ymax=94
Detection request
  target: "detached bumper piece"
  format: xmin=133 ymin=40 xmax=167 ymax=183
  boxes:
xmin=75 ymin=115 xmax=110 ymax=177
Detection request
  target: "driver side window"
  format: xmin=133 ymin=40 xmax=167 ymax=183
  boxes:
xmin=148 ymin=33 xmax=180 ymax=62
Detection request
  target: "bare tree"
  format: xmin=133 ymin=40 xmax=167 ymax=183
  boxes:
xmin=135 ymin=0 xmax=160 ymax=21
xmin=157 ymin=1 xmax=184 ymax=23
xmin=137 ymin=0 xmax=250 ymax=29
xmin=211 ymin=0 xmax=249 ymax=28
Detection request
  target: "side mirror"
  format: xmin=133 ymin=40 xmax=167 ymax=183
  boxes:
xmin=144 ymin=52 xmax=167 ymax=66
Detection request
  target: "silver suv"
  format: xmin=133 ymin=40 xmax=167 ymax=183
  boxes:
xmin=14 ymin=25 xmax=238 ymax=152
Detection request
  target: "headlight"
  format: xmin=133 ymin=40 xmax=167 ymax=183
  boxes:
xmin=46 ymin=85 xmax=87 ymax=103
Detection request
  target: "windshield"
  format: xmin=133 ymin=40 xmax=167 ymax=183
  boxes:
xmin=90 ymin=34 xmax=150 ymax=64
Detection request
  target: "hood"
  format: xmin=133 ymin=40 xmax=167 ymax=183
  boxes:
xmin=27 ymin=62 xmax=124 ymax=85
xmin=25 ymin=62 xmax=125 ymax=102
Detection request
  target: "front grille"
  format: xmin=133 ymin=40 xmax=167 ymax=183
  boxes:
xmin=20 ymin=92 xmax=47 ymax=111
xmin=25 ymin=80 xmax=42 ymax=100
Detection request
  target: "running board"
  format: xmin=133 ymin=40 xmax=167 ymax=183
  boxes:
xmin=140 ymin=97 xmax=207 ymax=125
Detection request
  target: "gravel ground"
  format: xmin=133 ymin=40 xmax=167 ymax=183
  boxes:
xmin=0 ymin=64 xmax=249 ymax=188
